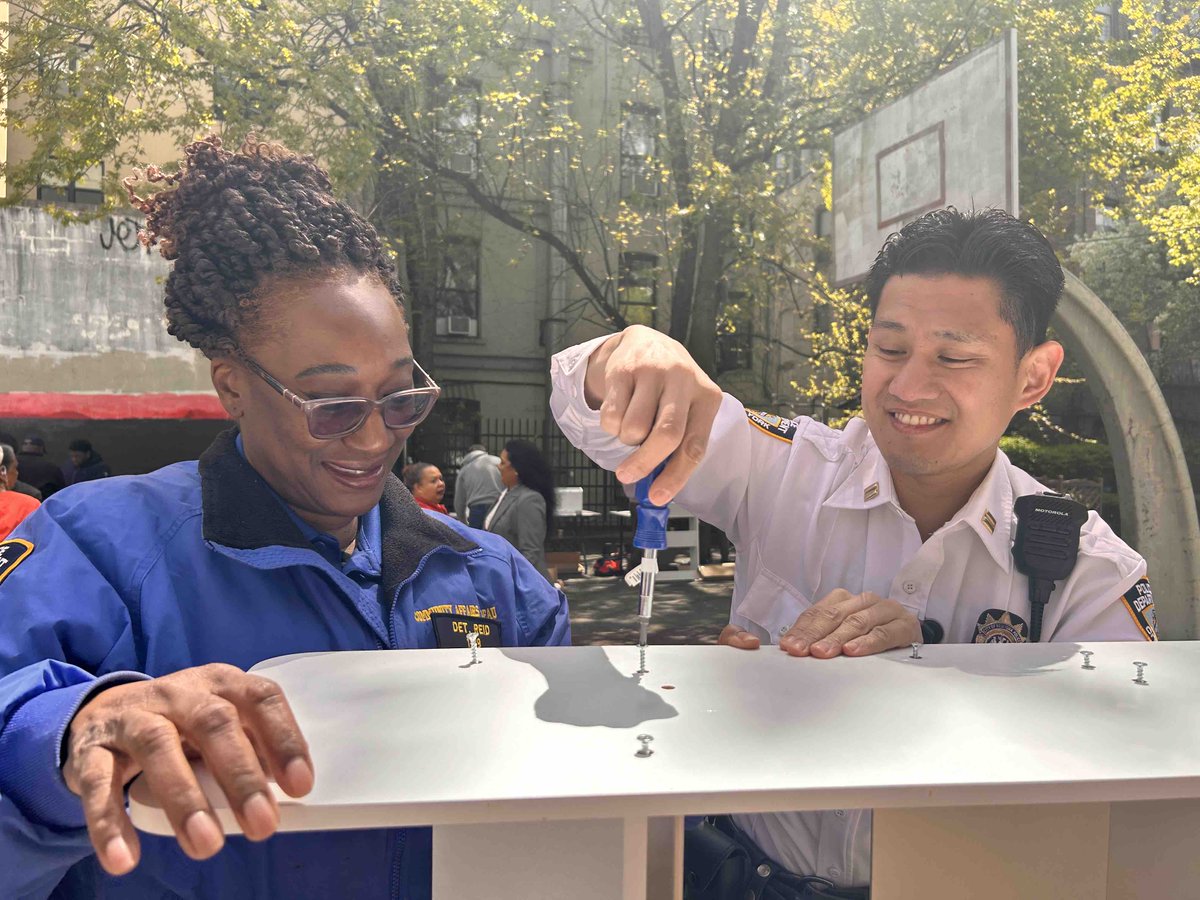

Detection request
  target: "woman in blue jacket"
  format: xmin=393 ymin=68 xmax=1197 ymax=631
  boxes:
xmin=0 ymin=135 xmax=570 ymax=900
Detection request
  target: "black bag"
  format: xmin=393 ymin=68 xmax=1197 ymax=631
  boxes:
xmin=684 ymin=817 xmax=870 ymax=900
xmin=683 ymin=818 xmax=751 ymax=900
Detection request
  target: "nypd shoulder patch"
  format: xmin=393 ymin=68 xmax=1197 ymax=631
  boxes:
xmin=1120 ymin=577 xmax=1158 ymax=641
xmin=0 ymin=539 xmax=34 ymax=586
xmin=746 ymin=409 xmax=797 ymax=443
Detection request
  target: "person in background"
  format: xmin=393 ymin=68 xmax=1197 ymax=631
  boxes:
xmin=453 ymin=443 xmax=503 ymax=528
xmin=17 ymin=436 xmax=65 ymax=497
xmin=403 ymin=462 xmax=448 ymax=514
xmin=0 ymin=438 xmax=42 ymax=501
xmin=0 ymin=444 xmax=40 ymax=539
xmin=66 ymin=439 xmax=111 ymax=484
xmin=485 ymin=440 xmax=555 ymax=581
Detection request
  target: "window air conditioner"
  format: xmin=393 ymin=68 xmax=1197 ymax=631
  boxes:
xmin=446 ymin=316 xmax=477 ymax=337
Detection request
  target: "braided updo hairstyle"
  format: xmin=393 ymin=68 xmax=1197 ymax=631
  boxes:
xmin=125 ymin=134 xmax=404 ymax=358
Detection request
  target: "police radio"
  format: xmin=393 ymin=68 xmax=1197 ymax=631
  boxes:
xmin=1012 ymin=492 xmax=1087 ymax=642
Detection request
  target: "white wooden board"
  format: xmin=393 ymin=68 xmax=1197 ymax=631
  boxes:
xmin=130 ymin=641 xmax=1197 ymax=836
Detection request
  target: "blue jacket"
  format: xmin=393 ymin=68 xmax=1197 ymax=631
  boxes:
xmin=0 ymin=429 xmax=570 ymax=899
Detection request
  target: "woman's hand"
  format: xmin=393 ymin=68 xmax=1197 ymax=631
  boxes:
xmin=64 ymin=663 xmax=314 ymax=875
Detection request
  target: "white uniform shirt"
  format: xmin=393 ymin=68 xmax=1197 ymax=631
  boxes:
xmin=550 ymin=336 xmax=1157 ymax=887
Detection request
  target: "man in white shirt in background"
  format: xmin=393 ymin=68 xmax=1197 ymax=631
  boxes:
xmin=549 ymin=207 xmax=1157 ymax=897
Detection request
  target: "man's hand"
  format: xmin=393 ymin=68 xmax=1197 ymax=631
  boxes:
xmin=719 ymin=590 xmax=921 ymax=658
xmin=718 ymin=624 xmax=762 ymax=650
xmin=64 ymin=663 xmax=314 ymax=876
xmin=584 ymin=325 xmax=722 ymax=505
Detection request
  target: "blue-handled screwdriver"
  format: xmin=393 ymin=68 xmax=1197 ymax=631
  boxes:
xmin=625 ymin=465 xmax=669 ymax=675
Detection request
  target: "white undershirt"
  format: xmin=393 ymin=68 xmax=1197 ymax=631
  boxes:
xmin=483 ymin=489 xmax=508 ymax=531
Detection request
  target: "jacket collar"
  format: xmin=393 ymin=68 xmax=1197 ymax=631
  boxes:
xmin=199 ymin=428 xmax=479 ymax=592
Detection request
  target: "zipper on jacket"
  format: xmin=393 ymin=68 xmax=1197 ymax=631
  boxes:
xmin=385 ymin=546 xmax=483 ymax=649
xmin=389 ymin=827 xmax=407 ymax=899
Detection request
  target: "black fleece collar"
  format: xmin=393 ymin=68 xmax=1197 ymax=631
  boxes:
xmin=198 ymin=428 xmax=478 ymax=594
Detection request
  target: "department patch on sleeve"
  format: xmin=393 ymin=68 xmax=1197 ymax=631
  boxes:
xmin=0 ymin=539 xmax=34 ymax=586
xmin=1120 ymin=577 xmax=1158 ymax=641
xmin=746 ymin=410 xmax=797 ymax=443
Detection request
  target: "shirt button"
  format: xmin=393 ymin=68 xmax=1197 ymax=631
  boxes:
xmin=828 ymin=867 xmax=841 ymax=879
xmin=903 ymin=582 xmax=917 ymax=594
xmin=778 ymin=625 xmax=789 ymax=636
xmin=835 ymin=809 xmax=846 ymax=817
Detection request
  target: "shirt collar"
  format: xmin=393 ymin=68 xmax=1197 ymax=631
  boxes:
xmin=822 ymin=447 xmax=897 ymax=512
xmin=955 ymin=450 xmax=1014 ymax=574
xmin=822 ymin=439 xmax=1013 ymax=573
xmin=234 ymin=434 xmax=344 ymax=567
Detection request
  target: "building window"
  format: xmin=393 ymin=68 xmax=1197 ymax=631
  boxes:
xmin=38 ymin=161 xmax=104 ymax=206
xmin=38 ymin=44 xmax=88 ymax=96
xmin=620 ymin=103 xmax=660 ymax=198
xmin=436 ymin=237 xmax=481 ymax=338
xmin=1095 ymin=4 xmax=1127 ymax=41
xmin=717 ymin=290 xmax=752 ymax=373
xmin=619 ymin=252 xmax=658 ymax=328
xmin=437 ymin=80 xmax=482 ymax=177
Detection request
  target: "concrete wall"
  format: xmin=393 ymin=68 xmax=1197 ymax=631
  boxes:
xmin=0 ymin=206 xmax=212 ymax=392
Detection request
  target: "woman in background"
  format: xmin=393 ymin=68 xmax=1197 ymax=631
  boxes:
xmin=485 ymin=440 xmax=555 ymax=581
xmin=0 ymin=443 xmax=40 ymax=539
xmin=402 ymin=462 xmax=447 ymax=514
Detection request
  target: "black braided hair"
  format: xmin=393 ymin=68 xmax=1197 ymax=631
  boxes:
xmin=125 ymin=134 xmax=404 ymax=357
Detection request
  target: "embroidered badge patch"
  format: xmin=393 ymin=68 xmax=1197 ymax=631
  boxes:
xmin=431 ymin=613 xmax=504 ymax=649
xmin=1120 ymin=577 xmax=1158 ymax=641
xmin=972 ymin=609 xmax=1030 ymax=643
xmin=746 ymin=410 xmax=797 ymax=443
xmin=0 ymin=539 xmax=34 ymax=586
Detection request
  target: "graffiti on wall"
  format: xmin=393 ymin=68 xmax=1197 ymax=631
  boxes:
xmin=98 ymin=216 xmax=146 ymax=253
xmin=0 ymin=205 xmax=185 ymax=356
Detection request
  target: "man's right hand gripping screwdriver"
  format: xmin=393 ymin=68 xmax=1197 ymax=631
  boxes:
xmin=626 ymin=465 xmax=669 ymax=675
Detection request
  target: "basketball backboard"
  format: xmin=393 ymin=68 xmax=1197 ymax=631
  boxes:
xmin=832 ymin=30 xmax=1018 ymax=285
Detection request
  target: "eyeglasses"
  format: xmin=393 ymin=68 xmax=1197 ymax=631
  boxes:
xmin=239 ymin=353 xmax=441 ymax=441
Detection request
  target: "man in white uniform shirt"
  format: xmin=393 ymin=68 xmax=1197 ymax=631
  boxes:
xmin=549 ymin=208 xmax=1157 ymax=898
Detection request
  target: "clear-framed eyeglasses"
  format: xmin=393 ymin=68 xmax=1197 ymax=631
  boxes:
xmin=238 ymin=353 xmax=440 ymax=441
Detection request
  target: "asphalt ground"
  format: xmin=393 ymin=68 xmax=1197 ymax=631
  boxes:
xmin=562 ymin=570 xmax=735 ymax=646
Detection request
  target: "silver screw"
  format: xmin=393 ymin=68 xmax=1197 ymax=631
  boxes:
xmin=1080 ymin=650 xmax=1095 ymax=670
xmin=637 ymin=644 xmax=648 ymax=676
xmin=466 ymin=631 xmax=480 ymax=665
xmin=910 ymin=642 xmax=922 ymax=659
xmin=635 ymin=734 xmax=654 ymax=758
xmin=1133 ymin=661 xmax=1149 ymax=686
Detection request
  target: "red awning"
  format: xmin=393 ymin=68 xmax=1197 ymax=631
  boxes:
xmin=0 ymin=393 xmax=230 ymax=420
